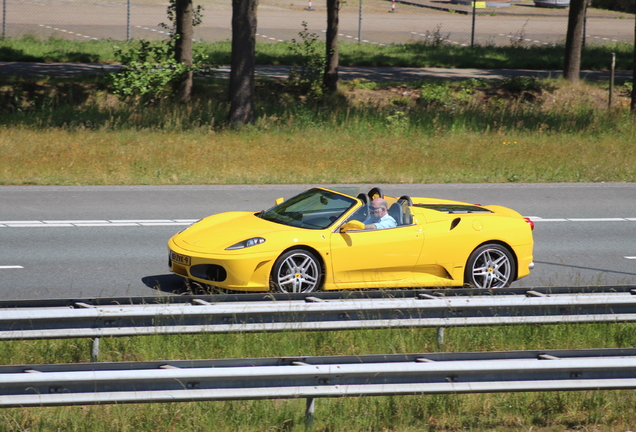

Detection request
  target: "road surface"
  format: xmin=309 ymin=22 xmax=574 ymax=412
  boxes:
xmin=1 ymin=183 xmax=635 ymax=300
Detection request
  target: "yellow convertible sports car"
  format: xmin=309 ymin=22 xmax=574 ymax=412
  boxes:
xmin=168 ymin=187 xmax=534 ymax=293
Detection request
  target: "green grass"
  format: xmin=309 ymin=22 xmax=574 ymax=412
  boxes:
xmin=1 ymin=34 xmax=634 ymax=70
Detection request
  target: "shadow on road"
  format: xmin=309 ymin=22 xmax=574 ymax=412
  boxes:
xmin=142 ymin=274 xmax=190 ymax=295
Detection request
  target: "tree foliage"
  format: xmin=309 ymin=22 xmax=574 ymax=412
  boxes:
xmin=109 ymin=0 xmax=212 ymax=103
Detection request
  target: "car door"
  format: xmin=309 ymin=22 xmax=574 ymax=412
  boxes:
xmin=329 ymin=225 xmax=424 ymax=289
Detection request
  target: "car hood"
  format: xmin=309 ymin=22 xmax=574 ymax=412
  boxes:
xmin=171 ymin=211 xmax=295 ymax=253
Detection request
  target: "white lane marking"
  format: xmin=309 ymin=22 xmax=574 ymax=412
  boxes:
xmin=0 ymin=265 xmax=23 ymax=269
xmin=568 ymin=218 xmax=627 ymax=222
xmin=529 ymin=217 xmax=636 ymax=223
xmin=110 ymin=219 xmax=177 ymax=223
xmin=136 ymin=25 xmax=197 ymax=41
xmin=39 ymin=24 xmax=99 ymax=40
xmin=625 ymin=257 xmax=636 ymax=260
xmin=43 ymin=220 xmax=109 ymax=224
xmin=3 ymin=223 xmax=74 ymax=228
xmin=0 ymin=217 xmax=633 ymax=228
xmin=0 ymin=219 xmax=198 ymax=228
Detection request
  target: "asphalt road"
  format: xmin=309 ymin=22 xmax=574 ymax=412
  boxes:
xmin=7 ymin=0 xmax=633 ymax=47
xmin=1 ymin=183 xmax=635 ymax=301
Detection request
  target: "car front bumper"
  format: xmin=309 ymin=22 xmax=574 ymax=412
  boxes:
xmin=168 ymin=244 xmax=276 ymax=292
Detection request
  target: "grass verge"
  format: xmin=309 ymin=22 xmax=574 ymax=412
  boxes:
xmin=3 ymin=322 xmax=636 ymax=431
xmin=1 ymin=75 xmax=634 ymax=185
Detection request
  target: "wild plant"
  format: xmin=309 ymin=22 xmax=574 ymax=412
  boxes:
xmin=287 ymin=21 xmax=326 ymax=98
xmin=109 ymin=0 xmax=214 ymax=102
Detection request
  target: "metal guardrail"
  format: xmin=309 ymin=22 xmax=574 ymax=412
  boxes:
xmin=2 ymin=285 xmax=634 ymax=309
xmin=2 ymin=347 xmax=636 ymax=408
xmin=3 ymin=288 xmax=636 ymax=422
xmin=1 ymin=286 xmax=636 ymax=340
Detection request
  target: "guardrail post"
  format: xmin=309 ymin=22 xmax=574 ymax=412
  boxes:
xmin=305 ymin=397 xmax=315 ymax=430
xmin=437 ymin=327 xmax=445 ymax=348
xmin=91 ymin=337 xmax=100 ymax=361
xmin=608 ymin=52 xmax=615 ymax=108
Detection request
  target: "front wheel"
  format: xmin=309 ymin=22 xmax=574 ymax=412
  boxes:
xmin=464 ymin=244 xmax=516 ymax=289
xmin=270 ymin=249 xmax=323 ymax=293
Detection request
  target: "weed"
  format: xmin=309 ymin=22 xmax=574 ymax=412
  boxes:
xmin=286 ymin=22 xmax=326 ymax=99
xmin=108 ymin=1 xmax=214 ymax=103
xmin=391 ymin=97 xmax=411 ymax=106
xmin=417 ymin=83 xmax=454 ymax=106
xmin=385 ymin=110 xmax=410 ymax=134
xmin=502 ymin=76 xmax=539 ymax=92
xmin=346 ymin=78 xmax=377 ymax=90
xmin=509 ymin=20 xmax=529 ymax=48
xmin=422 ymin=24 xmax=450 ymax=47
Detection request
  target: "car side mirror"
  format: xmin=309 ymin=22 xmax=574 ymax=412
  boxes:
xmin=275 ymin=197 xmax=284 ymax=205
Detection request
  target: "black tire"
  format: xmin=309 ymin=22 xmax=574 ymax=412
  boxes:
xmin=464 ymin=244 xmax=516 ymax=289
xmin=270 ymin=249 xmax=323 ymax=293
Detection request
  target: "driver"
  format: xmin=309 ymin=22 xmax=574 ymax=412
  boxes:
xmin=341 ymin=198 xmax=397 ymax=232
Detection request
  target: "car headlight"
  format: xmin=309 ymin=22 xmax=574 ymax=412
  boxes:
xmin=225 ymin=237 xmax=266 ymax=250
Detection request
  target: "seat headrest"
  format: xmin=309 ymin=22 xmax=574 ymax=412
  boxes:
xmin=388 ymin=203 xmax=403 ymax=226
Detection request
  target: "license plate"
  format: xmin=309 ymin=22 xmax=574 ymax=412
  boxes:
xmin=171 ymin=252 xmax=191 ymax=266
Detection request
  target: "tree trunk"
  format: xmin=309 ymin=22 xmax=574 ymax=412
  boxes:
xmin=174 ymin=0 xmax=194 ymax=103
xmin=228 ymin=0 xmax=258 ymax=126
xmin=632 ymin=13 xmax=636 ymax=116
xmin=563 ymin=0 xmax=588 ymax=82
xmin=323 ymin=0 xmax=340 ymax=93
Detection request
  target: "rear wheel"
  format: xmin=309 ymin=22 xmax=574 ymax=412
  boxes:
xmin=270 ymin=249 xmax=323 ymax=293
xmin=464 ymin=244 xmax=515 ymax=289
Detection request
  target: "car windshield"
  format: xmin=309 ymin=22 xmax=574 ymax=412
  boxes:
xmin=260 ymin=188 xmax=357 ymax=230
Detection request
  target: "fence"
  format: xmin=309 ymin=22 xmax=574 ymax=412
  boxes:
xmin=2 ymin=0 xmax=634 ymax=48
xmin=3 ymin=287 xmax=636 ymax=424
xmin=1 ymin=285 xmax=636 ymax=359
xmin=3 ymin=344 xmax=636 ymax=430
xmin=4 ymin=288 xmax=636 ymax=341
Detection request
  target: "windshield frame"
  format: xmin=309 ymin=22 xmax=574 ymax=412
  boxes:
xmin=260 ymin=188 xmax=358 ymax=230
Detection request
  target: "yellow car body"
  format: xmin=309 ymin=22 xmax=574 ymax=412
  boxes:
xmin=168 ymin=187 xmax=534 ymax=293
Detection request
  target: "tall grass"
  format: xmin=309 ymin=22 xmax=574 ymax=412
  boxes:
xmin=2 ymin=125 xmax=635 ymax=185
xmin=1 ymin=75 xmax=635 ymax=185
